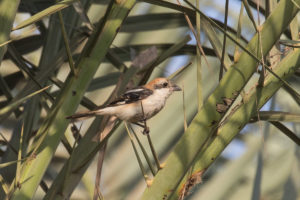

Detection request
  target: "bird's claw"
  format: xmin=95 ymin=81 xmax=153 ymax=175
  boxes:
xmin=142 ymin=126 xmax=150 ymax=135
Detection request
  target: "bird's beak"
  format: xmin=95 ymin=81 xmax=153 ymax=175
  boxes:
xmin=171 ymin=83 xmax=182 ymax=91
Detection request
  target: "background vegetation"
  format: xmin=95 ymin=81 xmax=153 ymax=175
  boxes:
xmin=0 ymin=0 xmax=299 ymax=199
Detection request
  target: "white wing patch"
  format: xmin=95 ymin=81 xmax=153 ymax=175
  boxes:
xmin=125 ymin=88 xmax=145 ymax=94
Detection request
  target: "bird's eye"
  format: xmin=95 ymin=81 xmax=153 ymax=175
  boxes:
xmin=163 ymin=82 xmax=168 ymax=87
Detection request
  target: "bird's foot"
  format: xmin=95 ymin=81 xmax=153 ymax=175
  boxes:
xmin=142 ymin=126 xmax=150 ymax=135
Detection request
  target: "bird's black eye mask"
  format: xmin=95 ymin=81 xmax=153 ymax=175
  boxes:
xmin=154 ymin=82 xmax=169 ymax=89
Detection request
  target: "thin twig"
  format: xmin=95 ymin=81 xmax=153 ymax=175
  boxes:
xmin=195 ymin=0 xmax=203 ymax=109
xmin=182 ymin=83 xmax=187 ymax=131
xmin=0 ymin=175 xmax=9 ymax=196
xmin=270 ymin=121 xmax=300 ymax=145
xmin=176 ymin=0 xmax=211 ymax=70
xmin=15 ymin=123 xmax=24 ymax=189
xmin=146 ymin=133 xmax=162 ymax=171
xmin=257 ymin=0 xmax=266 ymax=87
xmin=125 ymin=123 xmax=151 ymax=185
xmin=129 ymin=125 xmax=156 ymax=175
xmin=219 ymin=0 xmax=229 ymax=81
xmin=93 ymin=143 xmax=107 ymax=200
xmin=58 ymin=11 xmax=77 ymax=76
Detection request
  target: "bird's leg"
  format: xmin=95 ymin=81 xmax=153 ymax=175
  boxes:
xmin=140 ymin=101 xmax=150 ymax=135
xmin=142 ymin=121 xmax=149 ymax=135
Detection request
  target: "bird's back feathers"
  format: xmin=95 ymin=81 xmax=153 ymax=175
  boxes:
xmin=108 ymin=86 xmax=153 ymax=106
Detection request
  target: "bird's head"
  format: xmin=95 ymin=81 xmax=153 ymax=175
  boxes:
xmin=146 ymin=77 xmax=181 ymax=98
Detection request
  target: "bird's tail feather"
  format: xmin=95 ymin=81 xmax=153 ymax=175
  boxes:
xmin=66 ymin=109 xmax=104 ymax=121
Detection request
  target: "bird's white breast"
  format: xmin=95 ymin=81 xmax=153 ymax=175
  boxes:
xmin=141 ymin=88 xmax=171 ymax=119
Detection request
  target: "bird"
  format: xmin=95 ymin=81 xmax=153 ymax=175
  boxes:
xmin=66 ymin=77 xmax=181 ymax=133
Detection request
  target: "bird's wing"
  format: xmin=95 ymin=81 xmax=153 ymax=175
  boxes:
xmin=108 ymin=86 xmax=153 ymax=106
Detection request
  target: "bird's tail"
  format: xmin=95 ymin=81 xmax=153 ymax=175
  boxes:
xmin=66 ymin=109 xmax=104 ymax=121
